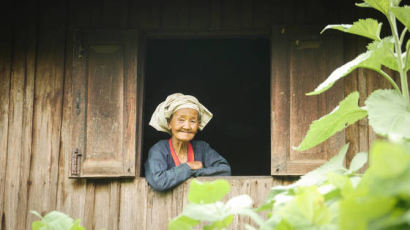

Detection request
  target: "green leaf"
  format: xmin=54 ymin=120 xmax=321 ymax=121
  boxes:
xmin=187 ymin=179 xmax=230 ymax=204
xmin=169 ymin=215 xmax=200 ymax=230
xmin=41 ymin=211 xmax=75 ymax=230
xmin=365 ymin=89 xmax=410 ymax=140
xmin=203 ymin=215 xmax=234 ymax=230
xmin=308 ymin=38 xmax=395 ymax=95
xmin=391 ymin=6 xmax=410 ymax=30
xmin=348 ymin=152 xmax=368 ymax=173
xmin=339 ymin=196 xmax=397 ymax=230
xmin=270 ymin=144 xmax=349 ymax=195
xmin=362 ymin=0 xmax=391 ymax=15
xmin=275 ymin=219 xmax=294 ymax=230
xmin=365 ymin=36 xmax=398 ymax=71
xmin=369 ymin=140 xmax=410 ymax=179
xmin=32 ymin=221 xmax=45 ymax=230
xmin=321 ymin=19 xmax=382 ymax=41
xmin=307 ymin=52 xmax=371 ymax=95
xmin=31 ymin=210 xmax=43 ymax=219
xmin=277 ymin=186 xmax=332 ymax=227
xmin=294 ymin=92 xmax=367 ymax=151
xmin=70 ymin=219 xmax=85 ymax=230
xmin=182 ymin=195 xmax=252 ymax=223
xmin=327 ymin=173 xmax=354 ymax=198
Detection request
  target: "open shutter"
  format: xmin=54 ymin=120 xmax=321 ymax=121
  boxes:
xmin=271 ymin=27 xmax=345 ymax=175
xmin=70 ymin=30 xmax=138 ymax=178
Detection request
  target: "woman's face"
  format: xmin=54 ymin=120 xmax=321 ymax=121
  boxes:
xmin=168 ymin=108 xmax=200 ymax=142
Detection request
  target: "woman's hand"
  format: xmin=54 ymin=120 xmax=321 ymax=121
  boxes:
xmin=187 ymin=161 xmax=203 ymax=170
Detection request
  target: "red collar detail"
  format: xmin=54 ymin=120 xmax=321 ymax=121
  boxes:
xmin=168 ymin=138 xmax=194 ymax=166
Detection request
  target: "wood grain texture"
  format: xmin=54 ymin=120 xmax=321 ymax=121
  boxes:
xmin=271 ymin=27 xmax=290 ymax=175
xmin=272 ymin=27 xmax=345 ymax=175
xmin=25 ymin=0 xmax=66 ymax=226
xmin=119 ymin=179 xmax=148 ymax=230
xmin=0 ymin=27 xmax=12 ymax=230
xmin=55 ymin=29 xmax=87 ymax=221
xmin=70 ymin=30 xmax=137 ymax=178
xmin=2 ymin=4 xmax=37 ymax=228
xmin=0 ymin=1 xmax=382 ymax=229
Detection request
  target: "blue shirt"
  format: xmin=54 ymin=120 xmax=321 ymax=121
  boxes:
xmin=145 ymin=140 xmax=231 ymax=191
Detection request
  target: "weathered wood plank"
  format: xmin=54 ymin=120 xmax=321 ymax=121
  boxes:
xmin=25 ymin=0 xmax=66 ymax=226
xmin=55 ymin=28 xmax=87 ymax=223
xmin=83 ymin=183 xmax=96 ymax=230
xmin=0 ymin=27 xmax=12 ymax=230
xmin=3 ymin=7 xmax=36 ymax=228
xmin=119 ymin=179 xmax=148 ymax=230
xmin=146 ymin=187 xmax=174 ymax=229
xmin=271 ymin=27 xmax=290 ymax=175
xmin=92 ymin=180 xmax=120 ymax=230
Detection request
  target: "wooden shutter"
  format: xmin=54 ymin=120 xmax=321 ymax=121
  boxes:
xmin=70 ymin=30 xmax=138 ymax=178
xmin=271 ymin=27 xmax=345 ymax=175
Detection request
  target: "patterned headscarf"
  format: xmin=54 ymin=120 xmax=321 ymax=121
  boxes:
xmin=149 ymin=93 xmax=213 ymax=134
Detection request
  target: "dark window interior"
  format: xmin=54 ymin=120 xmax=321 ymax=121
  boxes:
xmin=142 ymin=38 xmax=270 ymax=176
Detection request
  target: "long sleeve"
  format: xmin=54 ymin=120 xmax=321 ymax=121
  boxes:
xmin=193 ymin=142 xmax=231 ymax=177
xmin=145 ymin=143 xmax=193 ymax=192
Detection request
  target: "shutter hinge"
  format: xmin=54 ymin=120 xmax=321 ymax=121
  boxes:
xmin=71 ymin=148 xmax=82 ymax=176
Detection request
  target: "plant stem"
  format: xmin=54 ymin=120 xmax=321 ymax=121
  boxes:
xmin=374 ymin=69 xmax=401 ymax=93
xmin=399 ymin=28 xmax=407 ymax=45
xmin=388 ymin=13 xmax=409 ymax=103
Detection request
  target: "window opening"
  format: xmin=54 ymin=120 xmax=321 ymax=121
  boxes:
xmin=142 ymin=38 xmax=270 ymax=176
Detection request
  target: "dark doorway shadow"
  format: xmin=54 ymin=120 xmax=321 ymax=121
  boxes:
xmin=142 ymin=38 xmax=270 ymax=176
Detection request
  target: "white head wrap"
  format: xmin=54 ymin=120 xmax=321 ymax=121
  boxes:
xmin=149 ymin=93 xmax=213 ymax=134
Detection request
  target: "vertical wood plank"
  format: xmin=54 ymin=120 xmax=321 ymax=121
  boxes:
xmin=25 ymin=0 xmax=66 ymax=226
xmin=55 ymin=28 xmax=87 ymax=224
xmin=271 ymin=28 xmax=290 ymax=175
xmin=0 ymin=23 xmax=12 ymax=230
xmin=119 ymin=179 xmax=148 ymax=230
xmin=3 ymin=3 xmax=37 ymax=228
xmin=146 ymin=188 xmax=174 ymax=230
xmin=228 ymin=179 xmax=251 ymax=229
xmin=92 ymin=180 xmax=120 ymax=230
xmin=55 ymin=0 xmax=91 ymax=224
xmin=83 ymin=183 xmax=96 ymax=230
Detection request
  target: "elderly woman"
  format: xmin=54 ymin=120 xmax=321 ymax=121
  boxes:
xmin=145 ymin=93 xmax=231 ymax=191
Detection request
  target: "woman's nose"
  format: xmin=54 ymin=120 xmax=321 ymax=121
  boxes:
xmin=182 ymin=121 xmax=190 ymax=129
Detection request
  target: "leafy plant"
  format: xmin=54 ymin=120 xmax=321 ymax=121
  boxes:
xmin=31 ymin=211 xmax=85 ymax=230
xmin=170 ymin=141 xmax=410 ymax=230
xmin=169 ymin=180 xmax=256 ymax=230
xmin=169 ymin=1 xmax=410 ymax=230
xmin=295 ymin=0 xmax=410 ymax=150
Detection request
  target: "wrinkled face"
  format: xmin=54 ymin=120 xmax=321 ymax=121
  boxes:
xmin=168 ymin=108 xmax=200 ymax=142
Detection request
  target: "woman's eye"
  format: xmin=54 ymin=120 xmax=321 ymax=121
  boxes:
xmin=190 ymin=120 xmax=197 ymax=123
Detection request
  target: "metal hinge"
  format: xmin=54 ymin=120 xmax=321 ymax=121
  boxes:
xmin=71 ymin=148 xmax=82 ymax=176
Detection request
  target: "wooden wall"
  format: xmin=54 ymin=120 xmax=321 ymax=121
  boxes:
xmin=0 ymin=0 xmax=394 ymax=229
